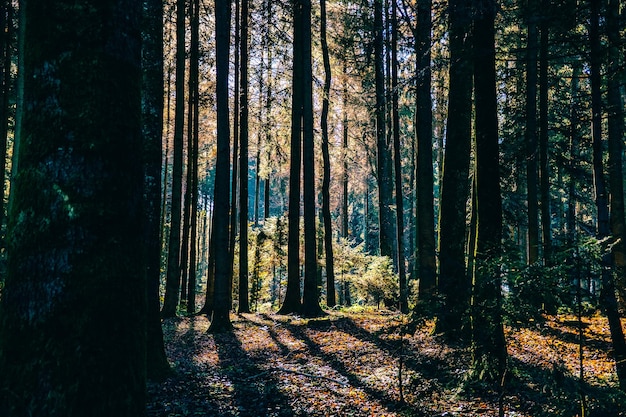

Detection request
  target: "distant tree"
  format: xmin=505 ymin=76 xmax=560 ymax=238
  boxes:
xmin=162 ymin=0 xmax=187 ymax=318
xmin=436 ymin=0 xmax=473 ymax=339
xmin=0 ymin=0 xmax=145 ymax=415
xmin=143 ymin=0 xmax=171 ymax=379
xmin=209 ymin=0 xmax=233 ymax=332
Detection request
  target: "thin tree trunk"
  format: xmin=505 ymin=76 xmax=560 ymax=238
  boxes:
xmin=238 ymin=0 xmax=251 ymax=314
xmin=538 ymin=12 xmax=551 ymax=266
xmin=525 ymin=0 xmax=539 ymax=265
xmin=320 ymin=0 xmax=336 ymax=308
xmin=162 ymin=0 xmax=187 ymax=318
xmin=375 ymin=0 xmax=395 ymax=262
xmin=0 ymin=0 xmax=12 ymax=246
xmin=187 ymin=0 xmax=201 ymax=314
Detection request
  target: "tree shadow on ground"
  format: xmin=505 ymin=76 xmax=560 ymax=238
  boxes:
xmin=213 ymin=331 xmax=296 ymax=417
xmin=504 ymin=355 xmax=626 ymax=417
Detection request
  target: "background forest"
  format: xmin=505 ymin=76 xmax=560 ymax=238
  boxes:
xmin=0 ymin=0 xmax=625 ymax=415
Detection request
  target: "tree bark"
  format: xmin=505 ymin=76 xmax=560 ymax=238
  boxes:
xmin=142 ymin=0 xmax=172 ymax=380
xmin=471 ymin=0 xmax=507 ymax=382
xmin=0 ymin=1 xmax=146 ymax=414
xmin=525 ymin=0 xmax=540 ymax=265
xmin=161 ymin=0 xmax=187 ymax=318
xmin=238 ymin=0 xmax=251 ymax=314
xmin=320 ymin=0 xmax=336 ymax=308
xmin=436 ymin=0 xmax=473 ymax=339
xmin=415 ymin=0 xmax=436 ymax=304
xmin=209 ymin=0 xmax=233 ymax=333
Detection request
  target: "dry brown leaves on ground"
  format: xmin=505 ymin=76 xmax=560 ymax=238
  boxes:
xmin=146 ymin=311 xmax=626 ymax=417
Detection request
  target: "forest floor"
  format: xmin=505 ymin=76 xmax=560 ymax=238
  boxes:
xmin=147 ymin=309 xmax=626 ymax=417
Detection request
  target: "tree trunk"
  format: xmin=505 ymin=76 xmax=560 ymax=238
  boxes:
xmin=161 ymin=0 xmax=187 ymax=318
xmin=471 ymin=0 xmax=507 ymax=382
xmin=538 ymin=13 xmax=551 ymax=266
xmin=238 ymin=0 xmax=251 ymax=314
xmin=0 ymin=0 xmax=12 ymax=247
xmin=436 ymin=0 xmax=473 ymax=339
xmin=415 ymin=0 xmax=436 ymax=304
xmin=278 ymin=0 xmax=304 ymax=315
xmin=209 ymin=0 xmax=233 ymax=333
xmin=374 ymin=0 xmax=395 ymax=262
xmin=390 ymin=0 xmax=407 ymax=313
xmin=187 ymin=0 xmax=200 ymax=314
xmin=589 ymin=0 xmax=626 ymax=390
xmin=300 ymin=0 xmax=324 ymax=318
xmin=525 ymin=0 xmax=539 ymax=265
xmin=320 ymin=0 xmax=336 ymax=308
xmin=142 ymin=0 xmax=172 ymax=380
xmin=0 ymin=1 xmax=146 ymax=414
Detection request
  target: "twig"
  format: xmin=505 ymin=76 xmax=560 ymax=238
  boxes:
xmin=276 ymin=367 xmax=348 ymax=386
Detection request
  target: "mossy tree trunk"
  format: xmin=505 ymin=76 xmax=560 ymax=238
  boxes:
xmin=0 ymin=1 xmax=146 ymax=415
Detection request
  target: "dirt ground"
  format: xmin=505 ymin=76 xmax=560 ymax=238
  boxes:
xmin=146 ymin=310 xmax=626 ymax=416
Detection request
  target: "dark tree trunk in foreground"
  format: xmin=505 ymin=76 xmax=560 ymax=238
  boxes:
xmin=162 ymin=0 xmax=187 ymax=318
xmin=589 ymin=0 xmax=626 ymax=390
xmin=320 ymin=0 xmax=336 ymax=308
xmin=471 ymin=0 xmax=507 ymax=382
xmin=299 ymin=0 xmax=324 ymax=318
xmin=415 ymin=0 xmax=436 ymax=304
xmin=238 ymin=0 xmax=251 ymax=314
xmin=209 ymin=0 xmax=233 ymax=332
xmin=143 ymin=0 xmax=171 ymax=380
xmin=0 ymin=1 xmax=146 ymax=415
xmin=436 ymin=0 xmax=473 ymax=339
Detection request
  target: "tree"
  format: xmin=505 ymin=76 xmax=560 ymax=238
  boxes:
xmin=299 ymin=0 xmax=324 ymax=318
xmin=209 ymin=0 xmax=234 ymax=332
xmin=436 ymin=0 xmax=473 ymax=339
xmin=471 ymin=0 xmax=507 ymax=381
xmin=374 ymin=0 xmax=395 ymax=263
xmin=161 ymin=0 xmax=187 ymax=318
xmin=0 ymin=0 xmax=12 ymax=247
xmin=143 ymin=0 xmax=172 ymax=379
xmin=239 ymin=0 xmax=251 ymax=314
xmin=588 ymin=0 xmax=626 ymax=389
xmin=538 ymin=4 xmax=551 ymax=265
xmin=525 ymin=0 xmax=540 ymax=265
xmin=0 ymin=0 xmax=146 ymax=414
xmin=320 ymin=0 xmax=336 ymax=308
xmin=414 ymin=0 xmax=436 ymax=303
